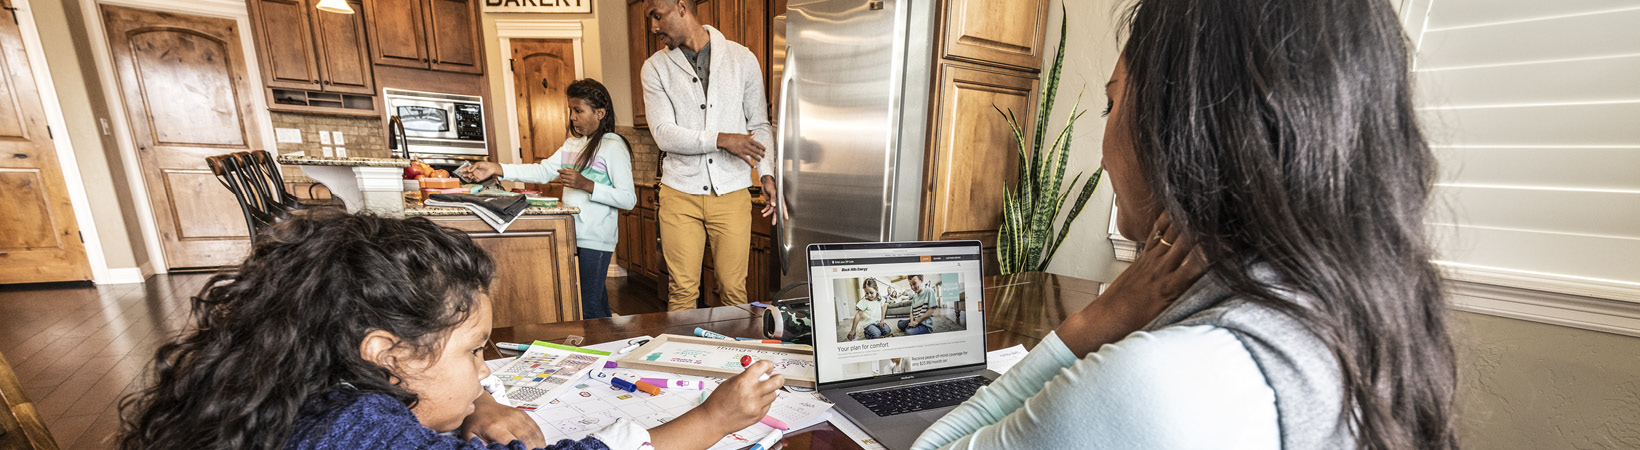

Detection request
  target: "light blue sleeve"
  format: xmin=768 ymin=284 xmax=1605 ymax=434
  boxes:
xmin=500 ymin=145 xmax=564 ymax=184
xmin=588 ymin=136 xmax=638 ymax=210
xmin=912 ymin=327 xmax=1280 ymax=450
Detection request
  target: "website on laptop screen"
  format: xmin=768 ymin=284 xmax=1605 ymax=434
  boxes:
xmin=809 ymin=243 xmax=987 ymax=384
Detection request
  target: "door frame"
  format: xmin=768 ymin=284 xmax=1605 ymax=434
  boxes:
xmin=77 ymin=0 xmax=278 ymax=275
xmin=8 ymin=0 xmax=114 ymax=282
xmin=495 ymin=19 xmax=585 ymax=165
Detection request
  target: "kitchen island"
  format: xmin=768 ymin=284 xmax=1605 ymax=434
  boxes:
xmin=404 ymin=204 xmax=584 ymax=328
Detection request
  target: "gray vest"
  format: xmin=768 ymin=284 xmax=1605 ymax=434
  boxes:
xmin=1144 ymin=270 xmax=1356 ymax=449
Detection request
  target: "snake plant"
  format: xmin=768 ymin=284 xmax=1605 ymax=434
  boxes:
xmin=996 ymin=12 xmax=1103 ymax=274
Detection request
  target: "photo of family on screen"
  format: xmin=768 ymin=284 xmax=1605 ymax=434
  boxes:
xmin=832 ymin=273 xmax=967 ymax=342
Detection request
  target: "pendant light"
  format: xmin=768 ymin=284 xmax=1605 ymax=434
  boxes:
xmin=315 ymin=0 xmax=355 ymax=14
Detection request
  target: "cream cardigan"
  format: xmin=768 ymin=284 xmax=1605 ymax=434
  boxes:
xmin=640 ymin=25 xmax=775 ymax=196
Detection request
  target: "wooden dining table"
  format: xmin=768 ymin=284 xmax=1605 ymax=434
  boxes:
xmin=488 ymin=272 xmax=1109 ymax=450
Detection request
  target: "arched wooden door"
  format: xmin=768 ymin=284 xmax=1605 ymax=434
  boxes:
xmin=510 ymin=38 xmax=575 ymax=196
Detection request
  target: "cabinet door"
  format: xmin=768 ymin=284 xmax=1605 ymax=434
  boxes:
xmin=939 ymin=0 xmax=1050 ymax=72
xmin=921 ymin=63 xmax=1037 ymax=266
xmin=312 ymin=0 xmax=374 ymax=94
xmin=749 ymin=233 xmax=772 ymax=302
xmin=639 ymin=208 xmax=660 ymax=278
xmin=365 ymin=0 xmax=430 ymax=69
xmin=627 ymin=0 xmax=649 ymax=127
xmin=616 ymin=210 xmax=632 ymax=267
xmin=251 ymin=0 xmax=321 ymax=90
xmin=427 ymin=0 xmax=484 ymax=74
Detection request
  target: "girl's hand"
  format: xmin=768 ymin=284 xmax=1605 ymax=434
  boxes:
xmin=460 ymin=392 xmax=546 ymax=447
xmin=1056 ymin=213 xmax=1206 ymax=357
xmin=557 ymin=168 xmax=596 ymax=192
xmin=459 ymin=162 xmax=503 ymax=182
xmin=698 ymin=361 xmax=783 ymax=434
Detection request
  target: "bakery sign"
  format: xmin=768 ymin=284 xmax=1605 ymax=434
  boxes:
xmin=483 ymin=0 xmax=590 ymax=14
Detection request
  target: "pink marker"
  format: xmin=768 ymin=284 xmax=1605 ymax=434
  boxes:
xmin=639 ymin=378 xmax=705 ymax=390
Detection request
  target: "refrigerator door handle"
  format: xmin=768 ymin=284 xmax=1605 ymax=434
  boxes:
xmin=775 ymin=46 xmax=796 ymax=275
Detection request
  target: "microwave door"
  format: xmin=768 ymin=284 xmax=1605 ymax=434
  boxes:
xmin=396 ymin=105 xmax=451 ymax=134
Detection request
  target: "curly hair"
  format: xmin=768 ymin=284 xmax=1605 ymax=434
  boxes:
xmin=565 ymin=78 xmax=629 ymax=171
xmin=115 ymin=209 xmax=496 ymax=450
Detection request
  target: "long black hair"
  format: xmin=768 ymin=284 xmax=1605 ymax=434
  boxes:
xmin=566 ymin=78 xmax=627 ymax=171
xmin=116 ymin=210 xmax=496 ymax=450
xmin=1117 ymin=0 xmax=1456 ymax=448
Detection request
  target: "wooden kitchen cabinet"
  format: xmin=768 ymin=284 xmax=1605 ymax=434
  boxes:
xmin=939 ymin=0 xmax=1051 ymax=72
xmin=364 ymin=0 xmax=483 ymax=74
xmin=424 ymin=214 xmax=583 ymax=327
xmin=920 ymin=63 xmax=1037 ymax=273
xmin=627 ymin=0 xmax=773 ymax=128
xmin=248 ymin=0 xmax=376 ymax=113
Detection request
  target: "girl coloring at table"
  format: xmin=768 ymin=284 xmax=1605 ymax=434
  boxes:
xmin=116 ymin=210 xmax=783 ymax=450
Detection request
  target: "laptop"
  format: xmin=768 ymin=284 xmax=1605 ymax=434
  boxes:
xmin=807 ymin=241 xmax=998 ymax=450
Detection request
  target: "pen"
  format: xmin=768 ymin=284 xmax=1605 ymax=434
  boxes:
xmin=495 ymin=342 xmax=530 ymax=352
xmin=736 ymin=338 xmax=783 ymax=344
xmin=749 ymin=429 xmax=784 ymax=450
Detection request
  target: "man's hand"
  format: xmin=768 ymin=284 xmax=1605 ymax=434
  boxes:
xmin=759 ymin=175 xmax=783 ymax=225
xmin=718 ymin=132 xmax=766 ymax=167
xmin=558 ymin=168 xmax=596 ymax=192
xmin=460 ymin=392 xmax=546 ymax=448
xmin=458 ymin=162 xmax=503 ymax=182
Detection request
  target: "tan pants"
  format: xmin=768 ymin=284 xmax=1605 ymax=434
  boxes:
xmin=658 ymin=184 xmax=751 ymax=310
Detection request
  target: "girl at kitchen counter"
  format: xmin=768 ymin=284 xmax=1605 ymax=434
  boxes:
xmin=461 ymin=79 xmax=636 ymax=319
xmin=115 ymin=210 xmax=783 ymax=450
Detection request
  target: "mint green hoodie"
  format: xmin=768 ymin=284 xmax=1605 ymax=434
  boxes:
xmin=500 ymin=133 xmax=636 ymax=252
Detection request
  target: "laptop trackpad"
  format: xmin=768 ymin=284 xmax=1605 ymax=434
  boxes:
xmin=917 ymin=408 xmax=954 ymax=422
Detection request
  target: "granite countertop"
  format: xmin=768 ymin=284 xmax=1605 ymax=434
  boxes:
xmin=278 ymin=155 xmax=410 ymax=168
xmin=402 ymin=205 xmax=580 ymax=216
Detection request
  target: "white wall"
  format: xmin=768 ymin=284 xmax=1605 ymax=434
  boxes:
xmin=1038 ymin=0 xmax=1130 ymax=282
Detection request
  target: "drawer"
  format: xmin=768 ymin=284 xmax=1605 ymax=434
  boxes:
xmin=638 ymin=185 xmax=659 ymax=210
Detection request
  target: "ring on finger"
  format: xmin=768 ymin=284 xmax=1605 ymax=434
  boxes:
xmin=1158 ymin=237 xmax=1172 ymax=246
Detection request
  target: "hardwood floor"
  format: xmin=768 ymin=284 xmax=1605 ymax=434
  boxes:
xmin=0 ymin=266 xmax=663 ymax=449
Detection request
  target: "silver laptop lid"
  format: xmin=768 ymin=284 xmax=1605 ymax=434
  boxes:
xmin=806 ymin=241 xmax=988 ymax=386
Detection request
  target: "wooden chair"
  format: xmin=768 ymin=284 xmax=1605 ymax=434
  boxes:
xmin=0 ymin=351 xmax=62 ymax=450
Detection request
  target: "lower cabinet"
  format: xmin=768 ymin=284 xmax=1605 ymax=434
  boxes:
xmin=423 ymin=214 xmax=581 ymax=327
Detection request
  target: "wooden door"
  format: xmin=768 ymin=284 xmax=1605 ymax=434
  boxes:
xmin=248 ymin=0 xmax=321 ymax=90
xmin=103 ymin=5 xmax=262 ymax=269
xmin=627 ymin=0 xmax=649 ymax=127
xmin=510 ymin=39 xmax=575 ymax=195
xmin=427 ymin=0 xmax=483 ymax=74
xmin=312 ymin=0 xmax=374 ymax=94
xmin=365 ymin=0 xmax=430 ymax=69
xmin=0 ymin=8 xmax=91 ymax=284
xmin=940 ymin=0 xmax=1050 ymax=72
xmin=921 ymin=63 xmax=1036 ymax=269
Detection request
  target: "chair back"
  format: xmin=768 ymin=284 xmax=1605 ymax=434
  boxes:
xmin=206 ymin=154 xmax=279 ymax=235
xmin=248 ymin=151 xmax=306 ymax=210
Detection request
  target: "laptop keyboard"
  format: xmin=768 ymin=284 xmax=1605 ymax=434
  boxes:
xmin=848 ymin=376 xmax=992 ymax=417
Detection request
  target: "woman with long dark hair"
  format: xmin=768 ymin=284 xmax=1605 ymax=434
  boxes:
xmin=462 ymin=79 xmax=637 ymax=318
xmin=913 ymin=0 xmax=1457 ymax=448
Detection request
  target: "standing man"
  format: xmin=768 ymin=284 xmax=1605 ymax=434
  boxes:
xmin=641 ymin=0 xmax=780 ymax=310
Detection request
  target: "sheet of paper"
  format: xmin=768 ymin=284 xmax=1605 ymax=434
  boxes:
xmin=827 ymin=413 xmax=890 ymax=450
xmin=986 ymin=345 xmax=1029 ymax=375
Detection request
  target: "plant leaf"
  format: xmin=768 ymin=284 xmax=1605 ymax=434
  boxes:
xmin=1039 ymin=167 xmax=1103 ymax=270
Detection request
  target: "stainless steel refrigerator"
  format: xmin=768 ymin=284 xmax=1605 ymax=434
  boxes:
xmin=771 ymin=0 xmax=938 ymax=296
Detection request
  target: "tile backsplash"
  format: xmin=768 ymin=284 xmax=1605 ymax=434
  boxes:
xmin=617 ymin=126 xmax=660 ymax=184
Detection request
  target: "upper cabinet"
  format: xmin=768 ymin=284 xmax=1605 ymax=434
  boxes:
xmin=626 ymin=0 xmax=774 ymax=128
xmin=626 ymin=0 xmax=653 ymax=127
xmin=248 ymin=0 xmax=376 ymax=114
xmin=939 ymin=0 xmax=1050 ymax=72
xmin=365 ymin=0 xmax=484 ymax=75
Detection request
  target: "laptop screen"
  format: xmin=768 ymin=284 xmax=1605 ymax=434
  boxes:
xmin=807 ymin=241 xmax=988 ymax=385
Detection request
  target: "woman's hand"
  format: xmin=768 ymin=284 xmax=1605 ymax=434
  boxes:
xmin=647 ymin=361 xmax=784 ymax=450
xmin=558 ymin=168 xmax=596 ymax=192
xmin=459 ymin=162 xmax=504 ymax=182
xmin=460 ymin=392 xmax=546 ymax=447
xmin=1056 ymin=213 xmax=1206 ymax=357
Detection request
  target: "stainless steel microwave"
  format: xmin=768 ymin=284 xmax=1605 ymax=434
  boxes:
xmin=382 ymin=88 xmax=488 ymax=160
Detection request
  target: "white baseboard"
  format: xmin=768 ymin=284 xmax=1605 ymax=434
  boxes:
xmin=1449 ymin=279 xmax=1640 ymax=338
xmin=98 ymin=267 xmax=147 ymax=285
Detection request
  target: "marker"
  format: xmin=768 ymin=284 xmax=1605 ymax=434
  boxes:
xmin=633 ymin=380 xmax=663 ymax=396
xmin=617 ymin=340 xmax=647 ymax=354
xmin=759 ymin=415 xmax=790 ymax=431
xmin=741 ymin=356 xmax=772 ymax=382
xmin=694 ymin=327 xmax=735 ymax=341
xmin=604 ymin=361 xmax=619 ymax=369
xmin=609 ymin=376 xmax=638 ymax=393
xmin=736 ymin=338 xmax=783 ymax=344
xmin=587 ymin=370 xmax=614 ymax=385
xmin=749 ymin=429 xmax=784 ymax=450
xmin=639 ymin=378 xmax=706 ymax=390
xmin=495 ymin=342 xmax=530 ymax=352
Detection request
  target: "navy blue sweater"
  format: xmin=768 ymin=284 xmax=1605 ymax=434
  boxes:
xmin=286 ymin=393 xmax=610 ymax=450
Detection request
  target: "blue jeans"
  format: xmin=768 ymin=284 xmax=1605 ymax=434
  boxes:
xmin=898 ymin=319 xmax=932 ymax=335
xmin=863 ymin=323 xmax=889 ymax=339
xmin=577 ymin=248 xmax=613 ymax=319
